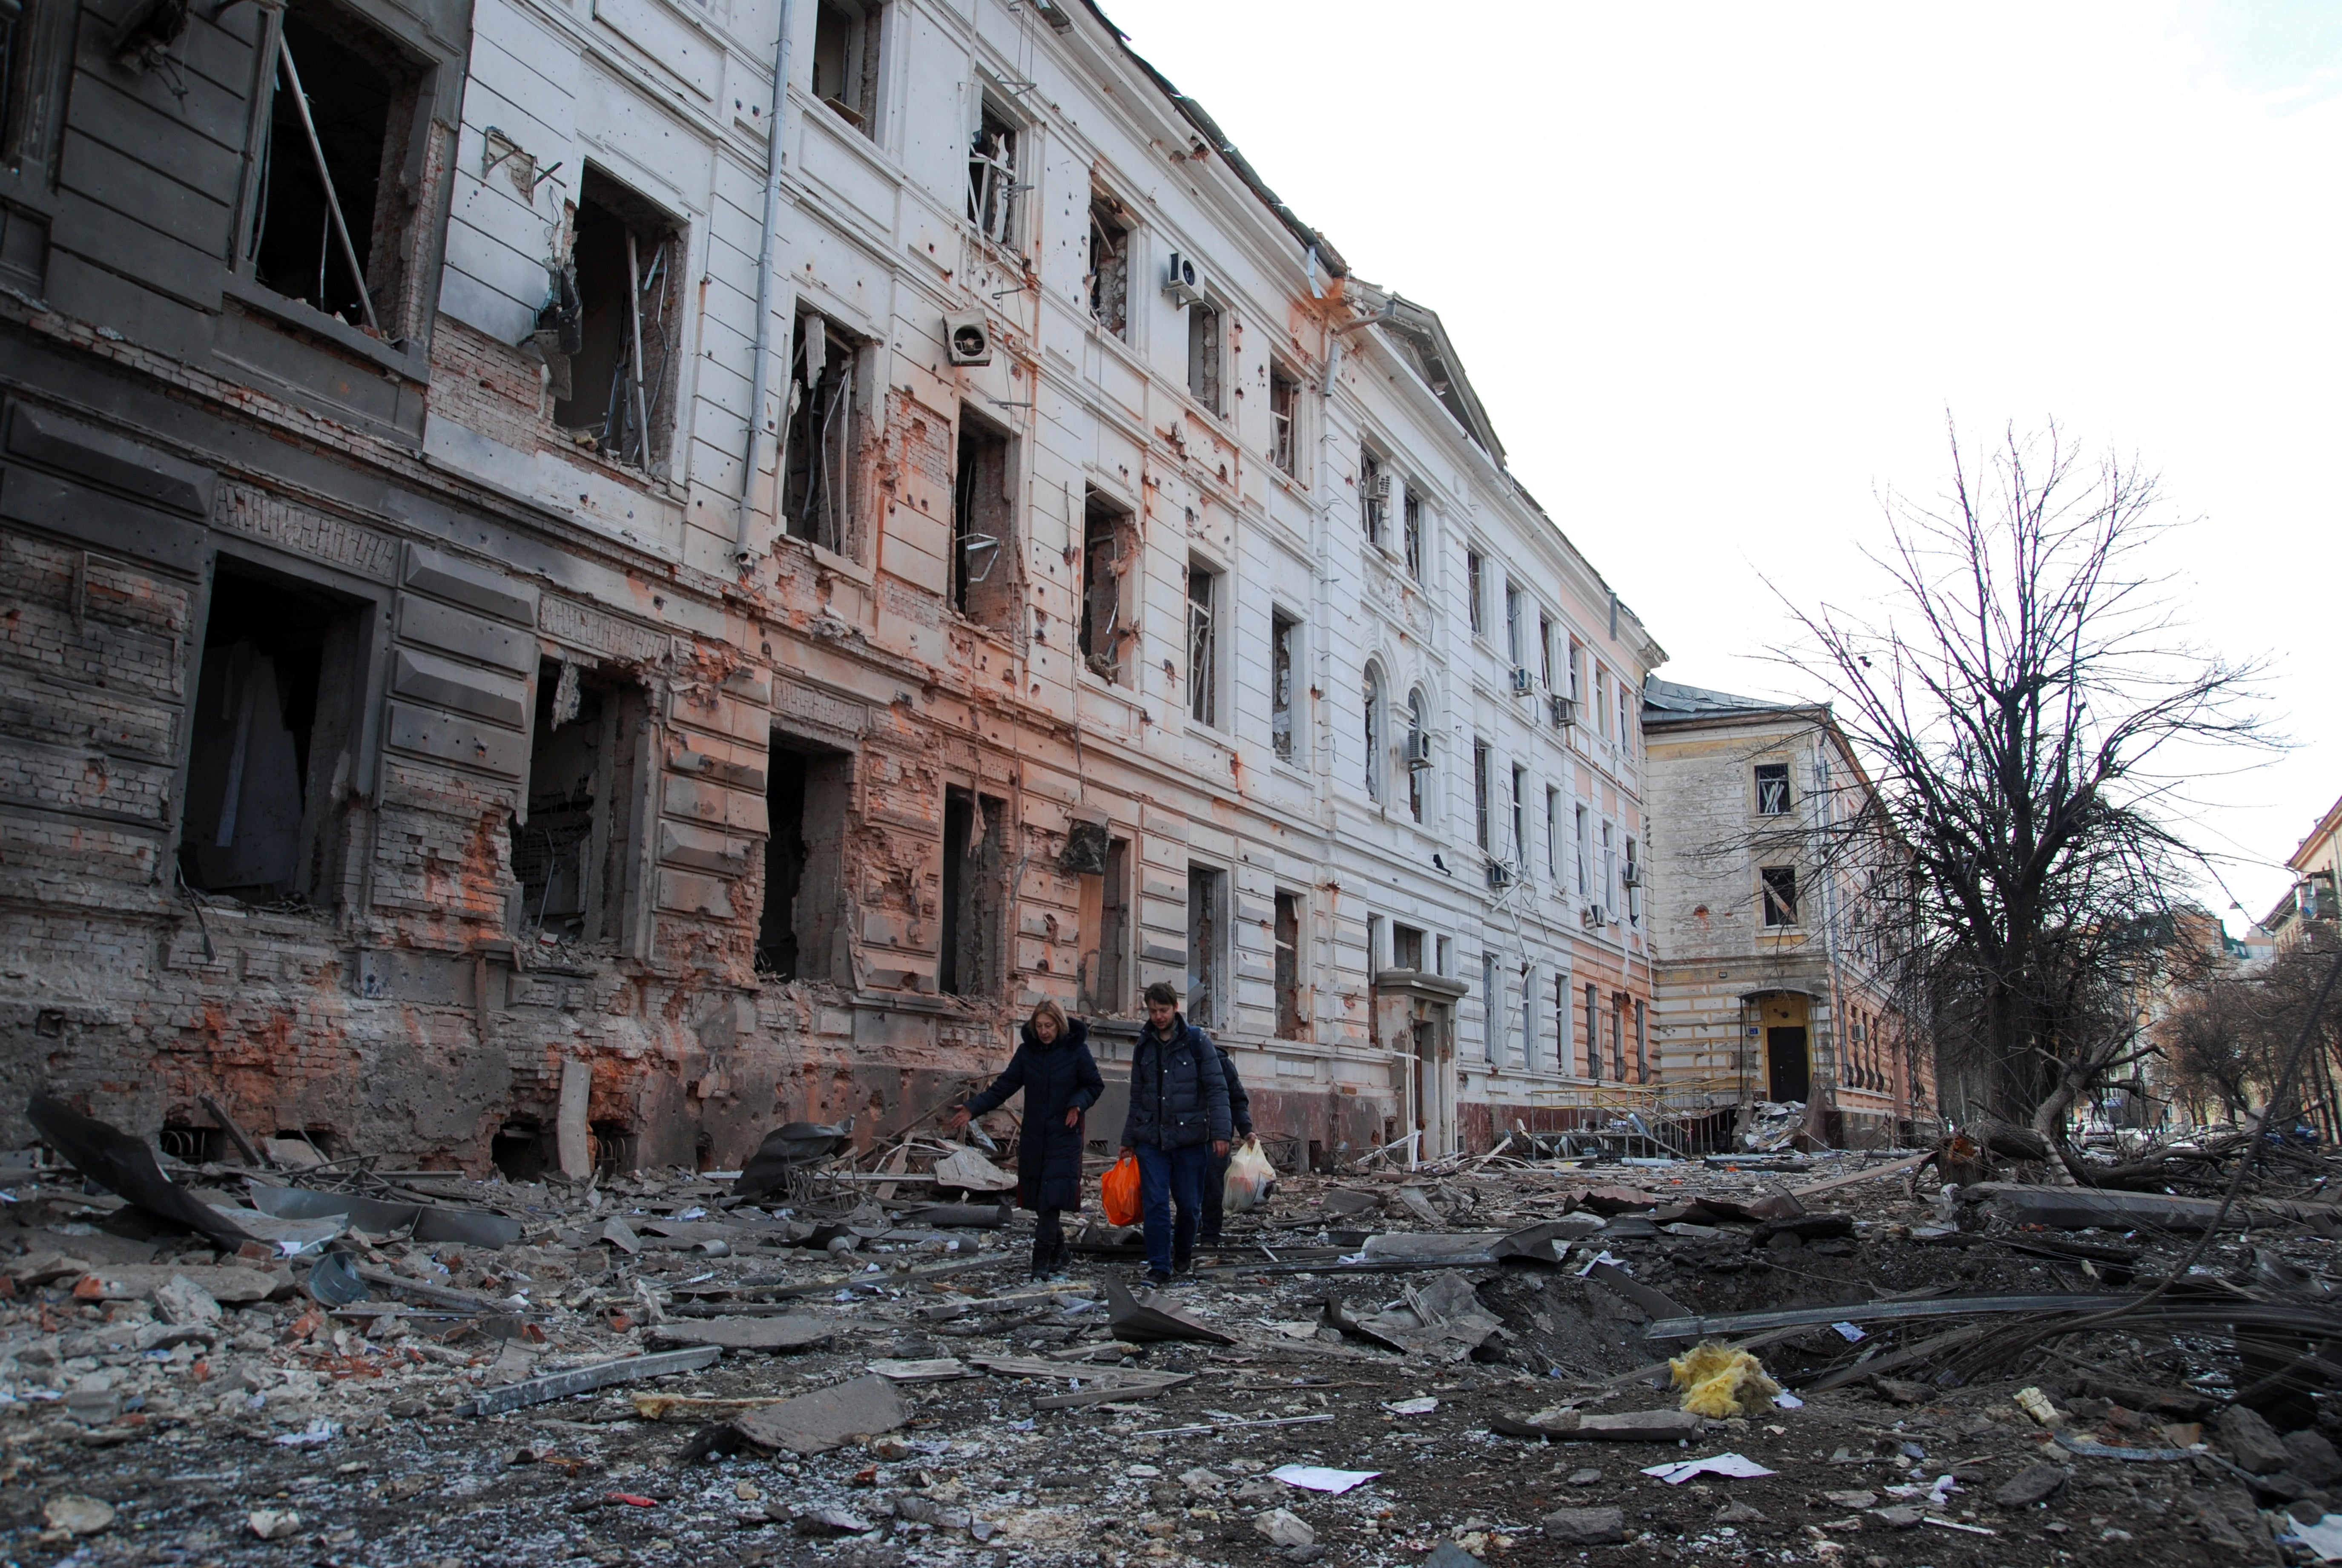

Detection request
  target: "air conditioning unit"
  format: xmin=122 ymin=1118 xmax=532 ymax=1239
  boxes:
xmin=1486 ymin=859 xmax=1514 ymax=890
xmin=1368 ymin=472 xmax=1393 ymax=500
xmin=944 ymin=312 xmax=993 ymax=366
xmin=1164 ymin=251 xmax=1203 ymax=307
xmin=1550 ymin=694 xmax=1578 ymax=729
xmin=1581 ymin=905 xmax=1607 ymax=929
xmin=1620 ymin=862 xmax=1641 ymax=888
xmin=1405 ymin=730 xmax=1433 ymax=769
xmin=1509 ymin=666 xmax=1533 ymax=695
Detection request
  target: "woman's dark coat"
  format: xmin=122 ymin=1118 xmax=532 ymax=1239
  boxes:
xmin=961 ymin=1018 xmax=1105 ymax=1212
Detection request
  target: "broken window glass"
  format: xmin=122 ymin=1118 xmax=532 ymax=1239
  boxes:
xmin=1088 ymin=193 xmax=1128 ymax=337
xmin=951 ymin=405 xmax=1013 ymax=628
xmin=1362 ymin=662 xmax=1383 ymax=802
xmin=551 ymin=170 xmax=680 ymax=472
xmin=1186 ymin=563 xmax=1217 ymax=727
xmin=757 ymin=736 xmax=851 ymax=982
xmin=1760 ymin=865 xmax=1800 ymax=928
xmin=1274 ymin=891 xmax=1303 ymax=1039
xmin=178 ymin=559 xmax=367 ymax=907
xmin=1078 ymin=490 xmax=1129 ymax=683
xmin=811 ymin=0 xmax=882 ymax=133
xmin=781 ymin=309 xmax=859 ymax=555
xmin=1360 ymin=448 xmax=1385 ymax=543
xmin=1406 ymin=686 xmax=1428 ymax=824
xmin=1186 ymin=864 xmax=1224 ymax=1026
xmin=512 ymin=660 xmax=647 ymax=945
xmin=1466 ymin=549 xmax=1484 ymax=635
xmin=1270 ymin=609 xmax=1297 ymax=762
xmin=1402 ymin=489 xmax=1423 ymax=580
xmin=967 ymin=99 xmax=1019 ymax=248
xmin=1269 ymin=364 xmax=1297 ymax=474
xmin=249 ymin=7 xmax=422 ymax=334
xmin=1754 ymin=761 xmax=1791 ymax=816
xmin=940 ymin=787 xmax=1006 ymax=997
xmin=1186 ymin=297 xmax=1223 ymax=413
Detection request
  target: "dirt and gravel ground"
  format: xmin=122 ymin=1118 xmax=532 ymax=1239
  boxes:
xmin=0 ymin=1150 xmax=2328 ymax=1566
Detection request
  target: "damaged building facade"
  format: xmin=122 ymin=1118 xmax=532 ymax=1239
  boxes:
xmin=1640 ymin=680 xmax=1932 ymax=1148
xmin=0 ymin=0 xmax=1664 ymax=1174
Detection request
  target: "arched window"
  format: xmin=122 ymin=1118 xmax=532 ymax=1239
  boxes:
xmin=1363 ymin=664 xmax=1385 ymax=802
xmin=1406 ymin=686 xmax=1429 ymax=823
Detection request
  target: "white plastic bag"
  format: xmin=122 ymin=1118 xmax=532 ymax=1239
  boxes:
xmin=1224 ymin=1138 xmax=1277 ymax=1213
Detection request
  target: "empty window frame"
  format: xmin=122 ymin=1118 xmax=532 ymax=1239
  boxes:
xmin=940 ymin=787 xmax=1007 ymax=996
xmin=1594 ymin=667 xmax=1610 ymax=737
xmin=1362 ymin=662 xmax=1384 ymax=803
xmin=1435 ymin=934 xmax=1452 ymax=975
xmin=512 ymin=659 xmax=649 ymax=944
xmin=1392 ymin=922 xmax=1424 ymax=971
xmin=1754 ymin=761 xmax=1792 ymax=816
xmin=248 ymin=6 xmax=426 ymax=335
xmin=1544 ymin=787 xmax=1561 ymax=881
xmin=1520 ymin=962 xmax=1536 ymax=1071
xmin=1465 ymin=549 xmax=1484 ymax=635
xmin=1088 ymin=191 xmax=1130 ymax=336
xmin=1635 ymin=997 xmax=1648 ymax=1082
xmin=1601 ymin=821 xmax=1616 ymax=913
xmin=1610 ymin=993 xmax=1626 ymax=1080
xmin=1760 ymin=865 xmax=1799 ymax=927
xmin=1186 ymin=562 xmax=1219 ymax=727
xmin=780 ymin=309 xmax=862 ymax=554
xmin=1269 ymin=363 xmax=1298 ymax=475
xmin=1187 ymin=864 xmax=1226 ymax=1025
xmin=0 ymin=0 xmax=69 ymax=174
xmin=951 ymin=404 xmax=1015 ymax=628
xmin=1481 ymin=951 xmax=1498 ymax=1065
xmin=1086 ymin=835 xmax=1131 ymax=1011
xmin=178 ymin=558 xmax=369 ymax=907
xmin=1271 ymin=609 xmax=1299 ymax=763
xmin=1617 ymin=682 xmax=1631 ymax=749
xmin=1078 ymin=489 xmax=1132 ymax=683
xmin=967 ymin=97 xmax=1020 ymax=248
xmin=1554 ymin=975 xmax=1569 ymax=1068
xmin=757 ymin=735 xmax=852 ymax=982
xmin=1366 ymin=912 xmax=1384 ymax=972
xmin=1359 ymin=448 xmax=1386 ymax=544
xmin=1186 ymin=296 xmax=1224 ymax=412
xmin=1505 ymin=582 xmax=1524 ymax=668
xmin=1573 ymin=804 xmax=1589 ymax=896
xmin=1539 ymin=615 xmax=1554 ymax=687
xmin=547 ymin=171 xmax=682 ymax=471
xmin=811 ymin=0 xmax=882 ymax=133
xmin=1567 ymin=640 xmax=1584 ymax=704
xmin=1401 ymin=489 xmax=1424 ymax=581
xmin=1510 ymin=764 xmax=1526 ymax=864
xmin=1274 ymin=890 xmax=1303 ymax=1039
xmin=1584 ymin=982 xmax=1600 ymax=1079
xmin=1405 ymin=686 xmax=1429 ymax=823
xmin=1472 ymin=740 xmax=1492 ymax=851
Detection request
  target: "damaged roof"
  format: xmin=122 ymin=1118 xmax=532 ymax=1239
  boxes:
xmin=1642 ymin=675 xmax=1817 ymax=722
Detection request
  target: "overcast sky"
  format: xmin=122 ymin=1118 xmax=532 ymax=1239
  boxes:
xmin=1105 ymin=0 xmax=2342 ymax=931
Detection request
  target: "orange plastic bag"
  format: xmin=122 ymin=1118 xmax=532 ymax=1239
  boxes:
xmin=1101 ymin=1152 xmax=1142 ymax=1227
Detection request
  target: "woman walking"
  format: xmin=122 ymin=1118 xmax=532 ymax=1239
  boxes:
xmin=948 ymin=999 xmax=1104 ymax=1280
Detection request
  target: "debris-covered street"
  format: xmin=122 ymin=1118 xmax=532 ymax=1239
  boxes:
xmin=6 ymin=1119 xmax=2338 ymax=1567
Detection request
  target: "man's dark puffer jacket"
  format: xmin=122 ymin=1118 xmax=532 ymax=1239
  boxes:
xmin=1121 ymin=1012 xmax=1232 ymax=1150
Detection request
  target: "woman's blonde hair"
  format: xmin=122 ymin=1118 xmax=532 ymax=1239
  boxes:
xmin=1029 ymin=999 xmax=1069 ymax=1037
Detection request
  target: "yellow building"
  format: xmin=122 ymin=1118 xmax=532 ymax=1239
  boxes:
xmin=1641 ymin=681 xmax=1936 ymax=1149
xmin=2265 ymin=794 xmax=2342 ymax=951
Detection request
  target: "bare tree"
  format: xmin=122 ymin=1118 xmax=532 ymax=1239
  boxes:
xmin=1783 ymin=422 xmax=2267 ymax=1141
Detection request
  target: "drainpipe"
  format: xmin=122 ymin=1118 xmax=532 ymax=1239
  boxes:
xmin=733 ymin=0 xmax=798 ymax=567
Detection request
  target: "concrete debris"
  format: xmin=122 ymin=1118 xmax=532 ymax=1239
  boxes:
xmin=1253 ymin=1506 xmax=1315 ymax=1547
xmin=732 ymin=1374 xmax=910 ymax=1454
xmin=0 ymin=1134 xmax=2329 ymax=1561
xmin=42 ymin=1494 xmax=115 ymax=1536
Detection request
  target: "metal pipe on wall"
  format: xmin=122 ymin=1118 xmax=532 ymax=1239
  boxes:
xmin=733 ymin=0 xmax=798 ymax=566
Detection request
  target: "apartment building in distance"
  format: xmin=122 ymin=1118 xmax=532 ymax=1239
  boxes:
xmin=0 ymin=0 xmax=1662 ymax=1173
xmin=1640 ymin=679 xmax=1931 ymax=1148
xmin=2264 ymin=793 xmax=2342 ymax=953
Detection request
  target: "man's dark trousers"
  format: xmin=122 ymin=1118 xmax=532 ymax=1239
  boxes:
xmin=1134 ymin=1142 xmax=1206 ymax=1275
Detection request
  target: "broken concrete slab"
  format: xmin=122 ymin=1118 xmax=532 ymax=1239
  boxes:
xmin=69 ymin=1263 xmax=287 ymax=1304
xmin=931 ymin=1145 xmax=1016 ymax=1192
xmin=461 ymin=1347 xmax=722 ymax=1416
xmin=732 ymin=1374 xmax=910 ymax=1455
xmin=648 ymin=1315 xmax=837 ymax=1353
xmin=1103 ymin=1274 xmax=1238 ymax=1344
xmin=866 ymin=1357 xmax=970 ymax=1382
xmin=1493 ymin=1408 xmax=1703 ymax=1442
xmin=1541 ymin=1505 xmax=1626 ymax=1544
xmin=1361 ymin=1232 xmax=1505 ymax=1262
xmin=1254 ymin=1508 xmax=1315 ymax=1548
xmin=1993 ymin=1462 xmax=2070 ymax=1507
xmin=2221 ymin=1405 xmax=2293 ymax=1475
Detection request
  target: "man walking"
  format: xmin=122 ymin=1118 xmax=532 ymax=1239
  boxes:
xmin=1198 ymin=1040 xmax=1251 ymax=1249
xmin=1119 ymin=981 xmax=1230 ymax=1286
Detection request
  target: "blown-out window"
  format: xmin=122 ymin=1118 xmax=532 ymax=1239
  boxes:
xmin=781 ymin=310 xmax=862 ymax=556
xmin=548 ymin=171 xmax=682 ymax=473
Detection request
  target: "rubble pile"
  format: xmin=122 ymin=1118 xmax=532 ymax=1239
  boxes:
xmin=6 ymin=1113 xmax=2342 ymax=1566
